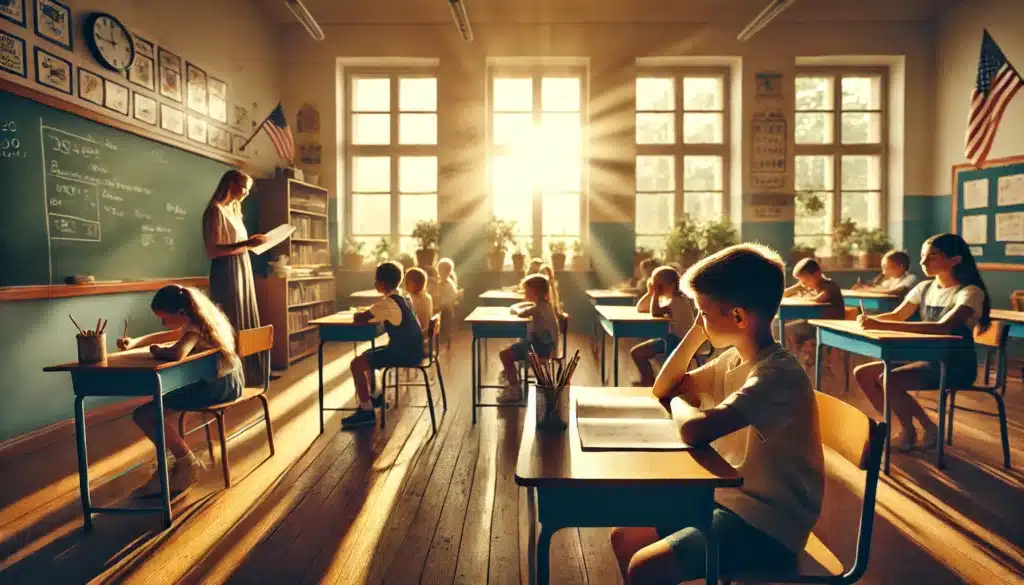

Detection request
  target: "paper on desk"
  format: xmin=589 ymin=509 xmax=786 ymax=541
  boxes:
xmin=576 ymin=394 xmax=691 ymax=451
xmin=251 ymin=224 xmax=296 ymax=255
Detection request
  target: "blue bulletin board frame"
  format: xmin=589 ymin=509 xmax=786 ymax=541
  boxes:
xmin=952 ymin=154 xmax=1024 ymax=271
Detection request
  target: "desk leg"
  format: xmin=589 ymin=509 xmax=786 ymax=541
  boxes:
xmin=73 ymin=396 xmax=93 ymax=531
xmin=814 ymin=331 xmax=824 ymax=392
xmin=613 ymin=336 xmax=620 ymax=387
xmin=527 ymin=486 xmax=537 ymax=585
xmin=536 ymin=524 xmax=553 ymax=585
xmin=153 ymin=388 xmax=173 ymax=527
xmin=882 ymin=361 xmax=892 ymax=475
xmin=936 ymin=361 xmax=948 ymax=469
xmin=472 ymin=336 xmax=478 ymax=424
xmin=778 ymin=318 xmax=786 ymax=348
xmin=703 ymin=516 xmax=720 ymax=585
xmin=318 ymin=341 xmax=325 ymax=435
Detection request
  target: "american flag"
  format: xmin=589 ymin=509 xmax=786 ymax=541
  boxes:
xmin=965 ymin=30 xmax=1023 ymax=166
xmin=247 ymin=103 xmax=294 ymax=162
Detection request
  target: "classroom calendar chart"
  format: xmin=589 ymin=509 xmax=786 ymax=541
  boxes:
xmin=952 ymin=155 xmax=1024 ymax=270
xmin=751 ymin=110 xmax=788 ymax=174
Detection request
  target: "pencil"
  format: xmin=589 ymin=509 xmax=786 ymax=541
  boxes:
xmin=69 ymin=315 xmax=84 ymax=334
xmin=859 ymin=300 xmax=866 ymax=315
xmin=124 ymin=318 xmax=129 ymax=337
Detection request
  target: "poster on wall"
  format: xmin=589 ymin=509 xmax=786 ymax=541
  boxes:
xmin=751 ymin=110 xmax=787 ymax=175
xmin=997 ymin=174 xmax=1024 ymax=207
xmin=961 ymin=214 xmax=988 ymax=245
xmin=158 ymin=48 xmax=183 ymax=102
xmin=207 ymin=76 xmax=227 ymax=123
xmin=34 ymin=0 xmax=71 ymax=50
xmin=755 ymin=72 xmax=783 ymax=99
xmin=185 ymin=62 xmax=208 ymax=115
xmin=745 ymin=192 xmax=794 ymax=222
xmin=34 ymin=47 xmax=71 ymax=94
xmin=77 ymin=68 xmax=104 ymax=105
xmin=0 ymin=30 xmax=26 ymax=77
xmin=1 ymin=0 xmax=25 ymax=27
xmin=963 ymin=178 xmax=989 ymax=209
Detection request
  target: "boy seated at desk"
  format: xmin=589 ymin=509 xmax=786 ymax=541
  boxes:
xmin=342 ymin=261 xmax=425 ymax=429
xmin=631 ymin=265 xmax=695 ymax=386
xmin=403 ymin=266 xmax=433 ymax=332
xmin=611 ymin=244 xmax=824 ymax=584
xmin=496 ymin=274 xmax=561 ymax=404
xmin=782 ymin=258 xmax=846 ymax=364
xmin=852 ymin=249 xmax=918 ymax=296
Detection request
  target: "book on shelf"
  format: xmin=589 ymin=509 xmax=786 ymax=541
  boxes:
xmin=575 ymin=394 xmax=691 ymax=451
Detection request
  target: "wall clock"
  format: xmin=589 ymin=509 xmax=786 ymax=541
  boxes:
xmin=84 ymin=12 xmax=135 ymax=73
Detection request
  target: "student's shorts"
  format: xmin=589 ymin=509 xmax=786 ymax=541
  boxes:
xmin=163 ymin=369 xmax=243 ymax=410
xmin=656 ymin=505 xmax=797 ymax=579
xmin=509 ymin=339 xmax=556 ymax=361
xmin=363 ymin=345 xmax=425 ymax=370
xmin=885 ymin=359 xmax=978 ymax=390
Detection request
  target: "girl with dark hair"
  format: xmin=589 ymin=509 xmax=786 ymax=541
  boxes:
xmin=853 ymin=233 xmax=990 ymax=451
xmin=202 ymin=169 xmax=269 ymax=385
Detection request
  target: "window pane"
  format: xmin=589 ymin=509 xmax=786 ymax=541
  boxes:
xmin=795 ymin=77 xmax=832 ymax=111
xmin=841 ymin=112 xmax=881 ymax=144
xmin=841 ymin=155 xmax=880 ymax=190
xmin=352 ymin=156 xmax=390 ymax=192
xmin=493 ymin=77 xmax=533 ymax=112
xmin=841 ymin=76 xmax=882 ymax=110
xmin=538 ymin=152 xmax=581 ymax=193
xmin=683 ymin=192 xmax=721 ymax=225
xmin=841 ymin=191 xmax=882 ymax=230
xmin=399 ymin=194 xmax=438 ymax=234
xmin=399 ymin=156 xmax=438 ymax=193
xmin=542 ymin=193 xmax=581 ymax=236
xmin=794 ymin=234 xmax=829 ymax=254
xmin=636 ymin=113 xmax=675 ymax=144
xmin=351 ymin=194 xmax=391 ymax=235
xmin=636 ymin=155 xmax=675 ymax=192
xmin=682 ymin=113 xmax=723 ymax=144
xmin=399 ymin=77 xmax=437 ymax=111
xmin=683 ymin=156 xmax=722 ymax=191
xmin=795 ymin=192 xmax=833 ymax=239
xmin=636 ymin=77 xmax=674 ymax=111
xmin=541 ymin=77 xmax=581 ymax=112
xmin=351 ymin=113 xmax=390 ymax=145
xmin=398 ymin=237 xmax=419 ymax=256
xmin=635 ymin=235 xmax=666 ymax=255
xmin=493 ymin=113 xmax=533 ymax=147
xmin=683 ymin=77 xmax=723 ymax=110
xmin=540 ymin=112 xmax=581 ymax=152
xmin=795 ymin=112 xmax=833 ymax=144
xmin=795 ymin=155 xmax=833 ymax=191
xmin=492 ymin=155 xmax=533 ymax=235
xmin=352 ymin=77 xmax=390 ymax=112
xmin=399 ymin=113 xmax=437 ymax=145
xmin=635 ymin=192 xmax=674 ymax=235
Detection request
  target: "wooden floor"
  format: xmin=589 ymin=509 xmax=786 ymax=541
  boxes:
xmin=1 ymin=332 xmax=1022 ymax=585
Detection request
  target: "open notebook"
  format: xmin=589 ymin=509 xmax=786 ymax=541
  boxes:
xmin=576 ymin=394 xmax=691 ymax=451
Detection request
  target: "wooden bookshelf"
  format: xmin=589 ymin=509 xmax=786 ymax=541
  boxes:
xmin=254 ymin=178 xmax=336 ymax=368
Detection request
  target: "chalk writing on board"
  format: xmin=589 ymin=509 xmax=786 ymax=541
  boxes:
xmin=0 ymin=120 xmax=27 ymax=159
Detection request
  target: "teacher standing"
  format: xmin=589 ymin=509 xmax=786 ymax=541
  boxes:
xmin=203 ymin=169 xmax=269 ymax=385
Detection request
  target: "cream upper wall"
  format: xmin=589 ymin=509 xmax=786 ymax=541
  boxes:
xmin=280 ymin=20 xmax=936 ymax=224
xmin=935 ymin=0 xmax=1024 ymax=194
xmin=0 ymin=0 xmax=282 ymax=174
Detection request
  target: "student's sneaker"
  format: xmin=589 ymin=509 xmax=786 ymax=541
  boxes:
xmin=496 ymin=385 xmax=523 ymax=404
xmin=137 ymin=455 xmax=206 ymax=497
xmin=342 ymin=408 xmax=376 ymax=429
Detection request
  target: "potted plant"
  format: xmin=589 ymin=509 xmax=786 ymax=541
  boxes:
xmin=485 ymin=218 xmax=516 ymax=271
xmin=373 ymin=237 xmax=392 ymax=264
xmin=511 ymin=247 xmax=527 ymax=273
xmin=634 ymin=246 xmax=654 ymax=272
xmin=855 ymin=227 xmax=893 ymax=270
xmin=570 ymin=239 xmax=586 ymax=272
xmin=831 ymin=218 xmax=858 ymax=269
xmin=664 ymin=214 xmax=703 ymax=269
xmin=549 ymin=239 xmax=567 ymax=271
xmin=796 ymin=191 xmax=826 ymax=215
xmin=395 ymin=252 xmax=415 ymax=270
xmin=341 ymin=235 xmax=365 ymax=270
xmin=791 ymin=243 xmax=816 ymax=264
xmin=411 ymin=219 xmax=440 ymax=267
xmin=702 ymin=219 xmax=739 ymax=256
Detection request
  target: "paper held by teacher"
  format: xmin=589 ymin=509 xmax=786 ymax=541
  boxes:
xmin=251 ymin=224 xmax=296 ymax=255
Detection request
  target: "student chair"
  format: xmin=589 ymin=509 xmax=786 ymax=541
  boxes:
xmin=723 ymin=391 xmax=887 ymax=585
xmin=177 ymin=325 xmax=276 ymax=488
xmin=379 ymin=313 xmax=447 ymax=435
xmin=1011 ymin=291 xmax=1023 ymax=381
xmin=942 ymin=322 xmax=1012 ymax=468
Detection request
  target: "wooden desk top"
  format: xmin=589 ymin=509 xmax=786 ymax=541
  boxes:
xmin=479 ymin=289 xmax=525 ymax=301
xmin=808 ymin=319 xmax=962 ymax=342
xmin=515 ymin=386 xmax=741 ymax=487
xmin=309 ymin=311 xmax=381 ymax=326
xmin=349 ymin=289 xmax=383 ymax=299
xmin=991 ymin=309 xmax=1024 ymax=324
xmin=585 ymin=289 xmax=637 ymax=300
xmin=780 ymin=298 xmax=831 ymax=307
xmin=594 ymin=305 xmax=669 ymax=322
xmin=44 ymin=347 xmax=220 ymax=373
xmin=464 ymin=306 xmax=530 ymax=324
xmin=841 ymin=289 xmax=901 ymax=299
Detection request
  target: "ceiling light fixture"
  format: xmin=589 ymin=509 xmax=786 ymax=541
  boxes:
xmin=286 ymin=0 xmax=325 ymax=41
xmin=737 ymin=0 xmax=796 ymax=42
xmin=448 ymin=0 xmax=474 ymax=42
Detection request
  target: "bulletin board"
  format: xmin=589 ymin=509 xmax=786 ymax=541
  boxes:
xmin=952 ymin=154 xmax=1024 ymax=271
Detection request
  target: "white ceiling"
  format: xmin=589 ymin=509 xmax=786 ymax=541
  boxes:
xmin=255 ymin=0 xmax=958 ymax=25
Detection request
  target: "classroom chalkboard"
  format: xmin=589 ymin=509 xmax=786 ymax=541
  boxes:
xmin=952 ymin=155 xmax=1024 ymax=271
xmin=0 ymin=89 xmax=233 ymax=287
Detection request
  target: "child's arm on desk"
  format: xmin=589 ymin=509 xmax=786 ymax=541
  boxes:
xmin=510 ymin=301 xmax=535 ymax=316
xmin=118 ymin=328 xmax=182 ymax=351
xmin=150 ymin=330 xmax=201 ymax=361
xmin=783 ymin=283 xmax=806 ymax=298
xmin=353 ymin=310 xmax=374 ymax=324
xmin=860 ymin=301 xmax=974 ymax=335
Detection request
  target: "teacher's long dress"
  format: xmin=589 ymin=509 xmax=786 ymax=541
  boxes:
xmin=207 ymin=204 xmax=264 ymax=385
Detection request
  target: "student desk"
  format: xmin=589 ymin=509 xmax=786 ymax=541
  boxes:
xmin=44 ymin=347 xmax=221 ymax=529
xmin=809 ymin=319 xmax=961 ymax=474
xmin=478 ymin=288 xmax=524 ymax=307
xmin=594 ymin=305 xmax=669 ymax=386
xmin=991 ymin=309 xmax=1024 ymax=339
xmin=464 ymin=306 xmax=529 ymax=423
xmin=348 ymin=289 xmax=383 ymax=303
xmin=310 ymin=311 xmax=382 ymax=434
xmin=585 ymin=289 xmax=637 ymax=306
xmin=842 ymin=290 xmax=902 ymax=313
xmin=777 ymin=298 xmax=832 ymax=343
xmin=515 ymin=386 xmax=742 ymax=585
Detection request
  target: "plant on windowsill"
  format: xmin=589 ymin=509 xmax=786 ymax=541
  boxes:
xmin=485 ymin=217 xmax=517 ymax=271
xmin=830 ymin=218 xmax=859 ymax=269
xmin=796 ymin=191 xmax=826 ymax=215
xmin=412 ymin=219 xmax=440 ymax=267
xmin=570 ymin=239 xmax=586 ymax=272
xmin=702 ymin=219 xmax=739 ymax=256
xmin=854 ymin=227 xmax=893 ymax=270
xmin=791 ymin=244 xmax=817 ymax=264
xmin=341 ymin=235 xmax=365 ymax=270
xmin=549 ymin=239 xmax=568 ymax=271
xmin=373 ymin=237 xmax=392 ymax=264
xmin=511 ymin=246 xmax=527 ymax=273
xmin=664 ymin=214 xmax=703 ymax=269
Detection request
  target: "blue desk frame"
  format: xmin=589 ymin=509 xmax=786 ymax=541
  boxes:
xmin=469 ymin=318 xmax=528 ymax=424
xmin=47 ymin=350 xmax=220 ymax=529
xmin=316 ymin=320 xmax=381 ymax=434
xmin=777 ymin=302 xmax=831 ymax=344
xmin=595 ymin=309 xmax=669 ymax=386
xmin=843 ymin=294 xmax=902 ymax=313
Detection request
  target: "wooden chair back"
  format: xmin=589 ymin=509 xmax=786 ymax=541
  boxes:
xmin=844 ymin=306 xmax=860 ymax=321
xmin=1011 ymin=290 xmax=1024 ymax=311
xmin=237 ymin=325 xmax=274 ymax=358
xmin=974 ymin=320 xmax=1008 ymax=350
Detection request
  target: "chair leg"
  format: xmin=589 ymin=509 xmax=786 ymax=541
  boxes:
xmin=203 ymin=415 xmax=215 ymax=464
xmin=257 ymin=394 xmax=275 ymax=456
xmin=177 ymin=412 xmax=187 ymax=442
xmin=420 ymin=367 xmax=437 ymax=435
xmin=435 ymin=360 xmax=447 ymax=411
xmin=215 ymin=412 xmax=230 ymax=488
xmin=993 ymin=392 xmax=1011 ymax=468
xmin=380 ymin=368 xmax=389 ymax=429
xmin=946 ymin=391 xmax=957 ymax=446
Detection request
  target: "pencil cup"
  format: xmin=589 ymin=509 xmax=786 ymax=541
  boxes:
xmin=535 ymin=384 xmax=569 ymax=432
xmin=76 ymin=334 xmax=107 ymax=364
